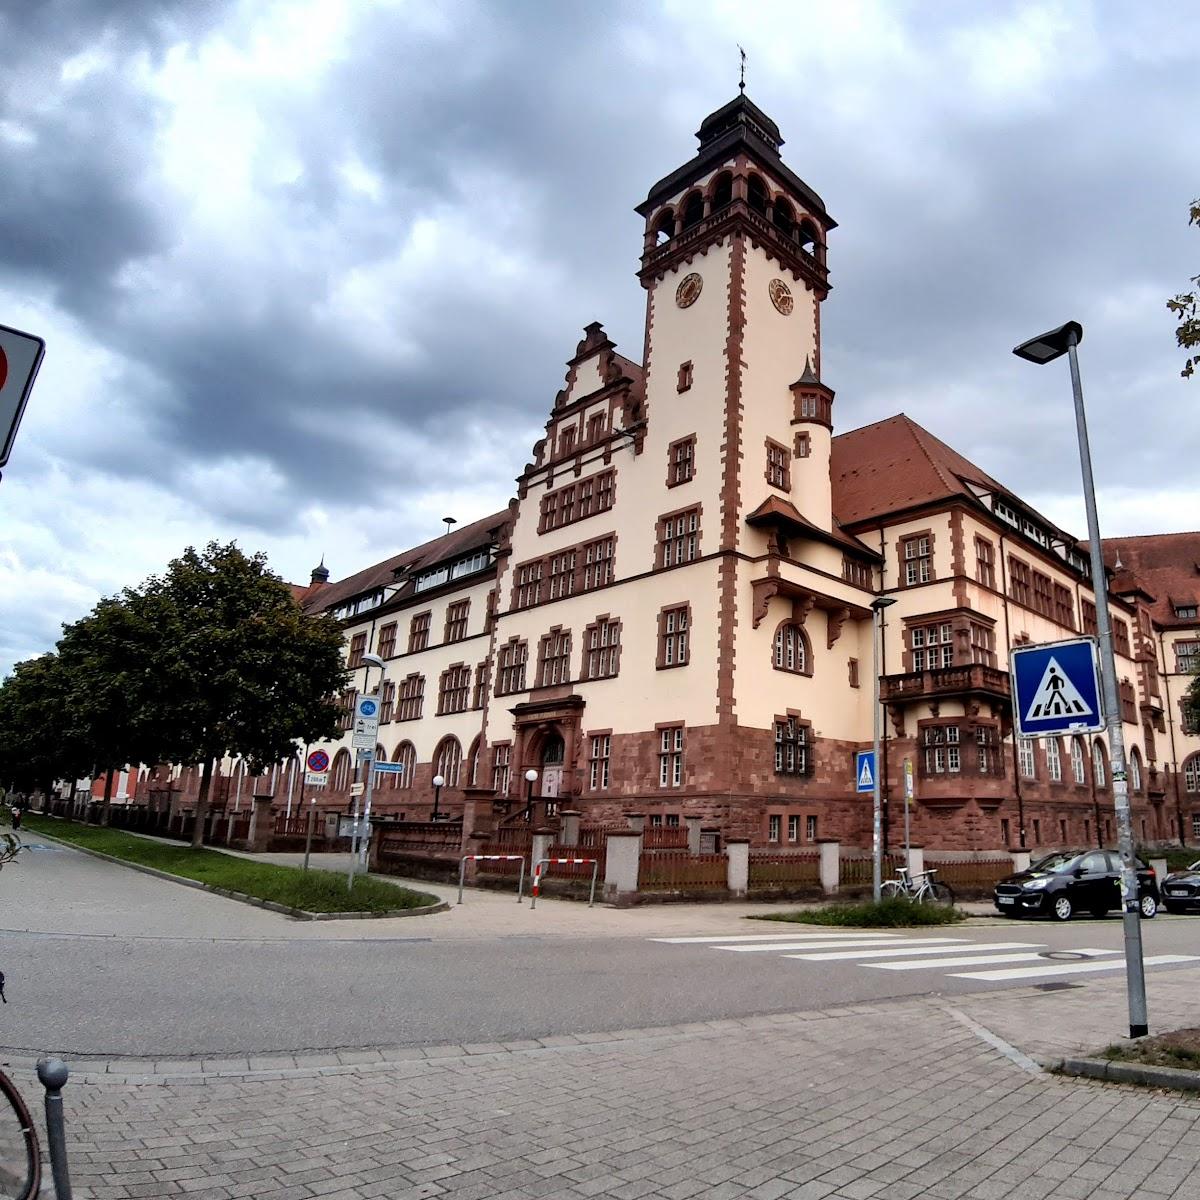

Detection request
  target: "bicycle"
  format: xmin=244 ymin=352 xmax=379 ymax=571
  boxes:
xmin=0 ymin=1059 xmax=73 ymax=1200
xmin=880 ymin=866 xmax=955 ymax=906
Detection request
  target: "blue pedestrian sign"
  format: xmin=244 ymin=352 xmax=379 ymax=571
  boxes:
xmin=1011 ymin=636 xmax=1104 ymax=737
xmin=855 ymin=750 xmax=876 ymax=794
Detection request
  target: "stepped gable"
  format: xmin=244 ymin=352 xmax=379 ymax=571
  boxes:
xmin=1101 ymin=531 xmax=1200 ymax=627
xmin=304 ymin=508 xmax=510 ymax=615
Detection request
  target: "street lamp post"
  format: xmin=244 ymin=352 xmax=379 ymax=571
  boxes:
xmin=871 ymin=596 xmax=896 ymax=902
xmin=431 ymin=774 xmax=445 ymax=822
xmin=1014 ymin=320 xmax=1148 ymax=1038
xmin=524 ymin=768 xmax=539 ymax=822
xmin=349 ymin=653 xmax=387 ymax=885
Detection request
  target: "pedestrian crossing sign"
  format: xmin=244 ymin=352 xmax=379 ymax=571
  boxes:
xmin=855 ymin=750 xmax=876 ymax=793
xmin=1011 ymin=637 xmax=1104 ymax=737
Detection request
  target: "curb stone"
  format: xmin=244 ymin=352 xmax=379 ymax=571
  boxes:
xmin=29 ymin=826 xmax=447 ymax=920
xmin=1051 ymin=1055 xmax=1200 ymax=1092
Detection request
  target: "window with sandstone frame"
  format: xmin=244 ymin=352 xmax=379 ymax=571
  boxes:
xmin=901 ymin=534 xmax=933 ymax=586
xmin=589 ymin=733 xmax=611 ymax=790
xmin=377 ymin=621 xmax=397 ymax=660
xmin=658 ymin=726 xmax=684 ymax=788
xmin=1081 ymin=599 xmax=1098 ymax=637
xmin=582 ymin=617 xmax=621 ymax=680
xmin=347 ymin=632 xmax=366 ymax=670
xmin=1032 ymin=571 xmax=1053 ymax=617
xmin=658 ymin=605 xmax=690 ymax=668
xmin=582 ymin=536 xmax=615 ymax=591
xmin=1046 ymin=737 xmax=1063 ymax=783
xmin=472 ymin=661 xmax=489 ymax=710
xmin=397 ymin=674 xmax=424 ymax=722
xmin=975 ymin=537 xmax=995 ymax=589
xmin=774 ymin=716 xmax=811 ymax=776
xmin=1053 ymin=584 xmax=1075 ymax=629
xmin=444 ymin=599 xmax=470 ymax=643
xmin=656 ymin=507 xmax=700 ymax=569
xmin=495 ymin=639 xmax=528 ymax=696
xmin=772 ymin=623 xmax=811 ymax=675
xmin=437 ymin=664 xmax=471 ymax=715
xmin=765 ymin=438 xmax=790 ymax=491
xmin=1176 ymin=640 xmax=1200 ymax=674
xmin=909 ymin=621 xmax=953 ymax=671
xmin=537 ymin=627 xmax=572 ymax=687
xmin=408 ymin=611 xmax=431 ymax=653
xmin=379 ymin=680 xmax=395 ymax=724
xmin=547 ymin=549 xmax=576 ymax=601
xmin=492 ymin=742 xmax=511 ymax=796
xmin=1112 ymin=617 xmax=1131 ymax=658
xmin=1008 ymin=558 xmax=1031 ymax=607
xmin=667 ymin=435 xmax=696 ymax=487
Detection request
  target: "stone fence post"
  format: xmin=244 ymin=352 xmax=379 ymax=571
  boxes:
xmin=625 ymin=812 xmax=646 ymax=833
xmin=685 ymin=815 xmax=702 ymax=856
xmin=1151 ymin=857 xmax=1168 ymax=883
xmin=559 ymin=810 xmax=581 ymax=847
xmin=604 ymin=831 xmax=642 ymax=904
xmin=725 ymin=838 xmax=750 ymax=898
xmin=1010 ymin=850 xmax=1031 ymax=874
xmin=248 ymin=795 xmax=274 ymax=852
xmin=905 ymin=845 xmax=924 ymax=879
xmin=531 ymin=828 xmax=555 ymax=872
xmin=818 ymin=839 xmax=840 ymax=896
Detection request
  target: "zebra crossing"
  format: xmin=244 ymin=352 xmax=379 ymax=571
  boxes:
xmin=649 ymin=931 xmax=1200 ymax=984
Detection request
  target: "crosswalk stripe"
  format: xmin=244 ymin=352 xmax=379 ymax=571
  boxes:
xmin=949 ymin=953 xmax=1200 ymax=982
xmin=873 ymin=951 xmax=1086 ymax=971
xmin=788 ymin=941 xmax=1039 ymax=962
xmin=650 ymin=932 xmax=902 ymax=944
xmin=713 ymin=937 xmax=964 ymax=953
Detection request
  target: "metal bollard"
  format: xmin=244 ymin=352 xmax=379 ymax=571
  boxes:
xmin=36 ymin=1058 xmax=72 ymax=1200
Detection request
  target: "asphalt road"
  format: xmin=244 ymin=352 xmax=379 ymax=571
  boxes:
xmin=3 ymin=840 xmax=1198 ymax=1058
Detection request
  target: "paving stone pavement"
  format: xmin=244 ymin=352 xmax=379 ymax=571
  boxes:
xmin=9 ymin=982 xmax=1200 ymax=1200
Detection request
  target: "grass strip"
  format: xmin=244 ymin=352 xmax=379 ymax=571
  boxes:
xmin=1103 ymin=1028 xmax=1200 ymax=1072
xmin=749 ymin=897 xmax=966 ymax=927
xmin=25 ymin=813 xmax=439 ymax=914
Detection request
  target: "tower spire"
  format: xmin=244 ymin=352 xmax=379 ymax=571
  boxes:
xmin=738 ymin=44 xmax=746 ymax=93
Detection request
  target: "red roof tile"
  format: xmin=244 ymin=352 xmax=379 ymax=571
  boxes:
xmin=1102 ymin=532 xmax=1200 ymax=627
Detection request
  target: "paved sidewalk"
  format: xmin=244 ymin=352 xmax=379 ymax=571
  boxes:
xmin=13 ymin=969 xmax=1200 ymax=1199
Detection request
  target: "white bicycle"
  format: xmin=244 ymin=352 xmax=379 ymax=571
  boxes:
xmin=880 ymin=866 xmax=955 ymax=906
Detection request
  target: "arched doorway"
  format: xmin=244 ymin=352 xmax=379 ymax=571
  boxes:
xmin=541 ymin=734 xmax=566 ymax=799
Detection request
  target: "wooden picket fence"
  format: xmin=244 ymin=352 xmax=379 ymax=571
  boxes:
xmin=639 ymin=851 xmax=727 ymax=892
xmin=748 ymin=851 xmax=820 ymax=890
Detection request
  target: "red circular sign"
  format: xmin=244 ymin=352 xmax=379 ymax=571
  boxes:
xmin=307 ymin=749 xmax=330 ymax=772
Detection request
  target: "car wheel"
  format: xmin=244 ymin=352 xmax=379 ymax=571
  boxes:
xmin=1139 ymin=894 xmax=1158 ymax=919
xmin=1051 ymin=894 xmax=1073 ymax=921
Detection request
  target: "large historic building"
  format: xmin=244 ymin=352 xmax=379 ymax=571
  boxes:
xmin=292 ymin=92 xmax=1200 ymax=853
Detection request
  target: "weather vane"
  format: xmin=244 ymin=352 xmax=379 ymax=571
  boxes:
xmin=738 ymin=44 xmax=746 ymax=92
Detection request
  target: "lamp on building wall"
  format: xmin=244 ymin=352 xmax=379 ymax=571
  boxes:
xmin=1012 ymin=319 xmax=1147 ymax=1039
xmin=870 ymin=596 xmax=896 ymax=903
xmin=432 ymin=774 xmax=445 ymax=822
xmin=524 ymin=768 xmax=539 ymax=821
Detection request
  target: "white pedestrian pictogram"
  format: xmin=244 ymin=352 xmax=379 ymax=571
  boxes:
xmin=1025 ymin=656 xmax=1093 ymax=722
xmin=858 ymin=758 xmax=874 ymax=789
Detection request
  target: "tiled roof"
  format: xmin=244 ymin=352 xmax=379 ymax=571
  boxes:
xmin=1101 ymin=532 xmax=1200 ymax=627
xmin=744 ymin=495 xmax=880 ymax=559
xmin=303 ymin=509 xmax=511 ymax=616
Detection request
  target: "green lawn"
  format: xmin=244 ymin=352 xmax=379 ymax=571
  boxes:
xmin=25 ymin=813 xmax=439 ymax=914
xmin=750 ymin=897 xmax=966 ymax=928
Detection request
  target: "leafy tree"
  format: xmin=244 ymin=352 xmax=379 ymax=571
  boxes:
xmin=1167 ymin=199 xmax=1200 ymax=378
xmin=0 ymin=653 xmax=89 ymax=796
xmin=133 ymin=542 xmax=348 ymax=847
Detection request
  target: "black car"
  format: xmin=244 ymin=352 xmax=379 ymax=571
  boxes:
xmin=1160 ymin=860 xmax=1200 ymax=913
xmin=993 ymin=850 xmax=1159 ymax=921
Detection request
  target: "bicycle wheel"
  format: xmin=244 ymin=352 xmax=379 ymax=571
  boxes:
xmin=879 ymin=880 xmax=906 ymax=900
xmin=922 ymin=881 xmax=955 ymax=907
xmin=0 ymin=1070 xmax=40 ymax=1200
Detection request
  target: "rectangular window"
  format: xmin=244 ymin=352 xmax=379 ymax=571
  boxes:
xmin=1032 ymin=571 xmax=1053 ymax=617
xmin=806 ymin=815 xmax=818 ymax=842
xmin=659 ymin=606 xmax=690 ymax=668
xmin=668 ymin=436 xmax=695 ymax=486
xmin=547 ymin=549 xmax=576 ymax=600
xmin=1175 ymin=604 xmax=1198 ymax=619
xmin=443 ymin=600 xmax=470 ymax=643
xmin=1018 ymin=738 xmax=1035 ymax=779
xmin=1082 ymin=599 xmax=1098 ymax=637
xmin=495 ymin=639 xmax=528 ymax=696
xmin=1072 ymin=738 xmax=1086 ymax=784
xmin=768 ymin=814 xmax=781 ymax=843
xmin=766 ymin=438 xmax=790 ymax=490
xmin=1193 ymin=814 xmax=1200 ymax=839
xmin=347 ymin=632 xmax=366 ymax=670
xmin=540 ymin=470 xmax=615 ymax=532
xmin=438 ymin=664 xmax=471 ymax=715
xmin=975 ymin=537 xmax=995 ymax=589
xmin=1176 ymin=641 xmax=1200 ymax=674
xmin=787 ymin=815 xmax=800 ymax=843
xmin=379 ymin=680 xmax=395 ymax=724
xmin=1009 ymin=558 xmax=1031 ymax=607
xmin=513 ymin=560 xmax=544 ymax=610
xmin=658 ymin=726 xmax=684 ymax=788
xmin=538 ymin=628 xmax=572 ymax=687
xmin=559 ymin=426 xmax=576 ymax=455
xmin=589 ymin=734 xmax=611 ymax=790
xmin=377 ymin=622 xmax=397 ymax=660
xmin=1032 ymin=818 xmax=1041 ymax=845
xmin=397 ymin=674 xmax=424 ymax=721
xmin=587 ymin=412 xmax=607 ymax=443
xmin=1053 ymin=584 xmax=1075 ymax=629
xmin=1000 ymin=818 xmax=1010 ymax=846
xmin=677 ymin=361 xmax=693 ymax=392
xmin=902 ymin=535 xmax=932 ymax=586
xmin=583 ymin=618 xmax=620 ymax=680
xmin=408 ymin=612 xmax=431 ymax=653
xmin=1181 ymin=698 xmax=1200 ymax=735
xmin=1112 ymin=618 xmax=1131 ymax=658
xmin=472 ymin=661 xmax=489 ymax=710
xmin=337 ymin=689 xmax=356 ymax=731
xmin=774 ymin=717 xmax=810 ymax=776
xmin=910 ymin=622 xmax=953 ymax=671
xmin=842 ymin=558 xmax=872 ymax=588
xmin=922 ymin=724 xmax=961 ymax=774
xmin=582 ymin=536 xmax=615 ymax=591
xmin=795 ymin=431 xmax=811 ymax=459
xmin=969 ymin=623 xmax=996 ymax=666
xmin=1120 ymin=680 xmax=1137 ymax=724
xmin=1060 ymin=819 xmax=1068 ymax=844
xmin=657 ymin=508 xmax=700 ymax=569
xmin=1046 ymin=737 xmax=1062 ymax=783
xmin=848 ymin=658 xmax=860 ymax=688
xmin=492 ymin=743 xmax=511 ymax=796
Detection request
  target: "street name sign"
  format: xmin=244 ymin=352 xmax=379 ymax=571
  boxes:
xmin=855 ymin=750 xmax=876 ymax=794
xmin=0 ymin=322 xmax=45 ymax=470
xmin=349 ymin=782 xmax=365 ymax=797
xmin=1011 ymin=636 xmax=1105 ymax=738
xmin=304 ymin=772 xmax=328 ymax=787
xmin=351 ymin=693 xmax=381 ymax=749
xmin=373 ymin=762 xmax=406 ymax=775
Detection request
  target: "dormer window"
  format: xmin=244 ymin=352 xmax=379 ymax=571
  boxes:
xmin=1176 ymin=604 xmax=1198 ymax=620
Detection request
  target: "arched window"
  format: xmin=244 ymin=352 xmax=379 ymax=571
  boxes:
xmin=710 ymin=172 xmax=733 ymax=212
xmin=467 ymin=736 xmax=482 ymax=788
xmin=1071 ymin=737 xmax=1086 ymax=785
xmin=541 ymin=734 xmax=565 ymax=766
xmin=653 ymin=210 xmax=674 ymax=246
xmin=1183 ymin=753 xmax=1200 ymax=793
xmin=434 ymin=736 xmax=462 ymax=788
xmin=1045 ymin=737 xmax=1062 ymax=783
xmin=681 ymin=191 xmax=704 ymax=231
xmin=392 ymin=741 xmax=416 ymax=790
xmin=331 ymin=748 xmax=352 ymax=791
xmin=772 ymin=622 xmax=811 ymax=675
xmin=1092 ymin=739 xmax=1107 ymax=788
xmin=799 ymin=219 xmax=820 ymax=257
xmin=747 ymin=174 xmax=768 ymax=215
xmin=772 ymin=197 xmax=796 ymax=240
xmin=1129 ymin=747 xmax=1143 ymax=794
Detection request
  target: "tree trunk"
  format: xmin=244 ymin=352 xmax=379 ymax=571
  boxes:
xmin=100 ymin=766 xmax=115 ymax=826
xmin=191 ymin=757 xmax=214 ymax=849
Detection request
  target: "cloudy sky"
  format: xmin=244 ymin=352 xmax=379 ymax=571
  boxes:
xmin=1 ymin=0 xmax=1196 ymax=673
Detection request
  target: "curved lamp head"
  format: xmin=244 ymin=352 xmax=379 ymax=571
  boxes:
xmin=361 ymin=652 xmax=385 ymax=670
xmin=1013 ymin=321 xmax=1083 ymax=365
xmin=432 ymin=774 xmax=445 ymax=788
xmin=524 ymin=769 xmax=539 ymax=783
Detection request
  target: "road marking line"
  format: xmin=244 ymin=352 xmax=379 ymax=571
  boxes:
xmin=790 ymin=941 xmax=1037 ymax=962
xmin=943 ymin=1005 xmax=1041 ymax=1074
xmin=713 ymin=937 xmax=963 ymax=953
xmin=650 ymin=933 xmax=902 ymax=944
xmin=873 ymin=952 xmax=1065 ymax=971
xmin=949 ymin=953 xmax=1200 ymax=981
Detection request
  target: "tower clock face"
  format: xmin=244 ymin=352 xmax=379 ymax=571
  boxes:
xmin=768 ymin=278 xmax=794 ymax=315
xmin=675 ymin=273 xmax=703 ymax=309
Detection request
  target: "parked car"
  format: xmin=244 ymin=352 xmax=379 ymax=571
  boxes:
xmin=1160 ymin=861 xmax=1200 ymax=914
xmin=993 ymin=850 xmax=1159 ymax=921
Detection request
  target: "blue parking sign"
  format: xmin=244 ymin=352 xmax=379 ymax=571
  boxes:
xmin=1011 ymin=637 xmax=1105 ymax=737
